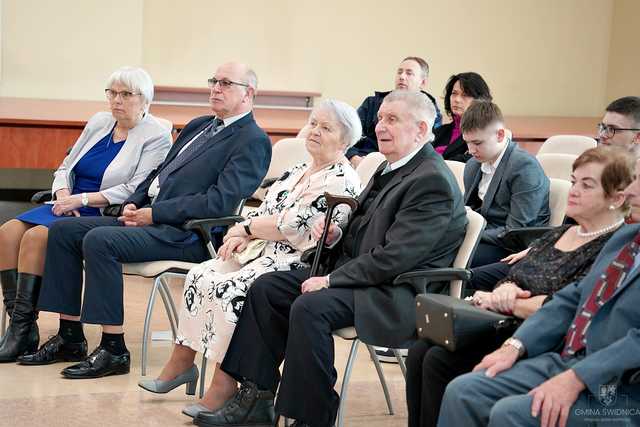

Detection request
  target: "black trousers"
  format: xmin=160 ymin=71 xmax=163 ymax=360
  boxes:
xmin=37 ymin=216 xmax=208 ymax=325
xmin=470 ymin=242 xmax=513 ymax=268
xmin=468 ymin=261 xmax=511 ymax=293
xmin=405 ymin=336 xmax=508 ymax=427
xmin=220 ymin=268 xmax=355 ymax=427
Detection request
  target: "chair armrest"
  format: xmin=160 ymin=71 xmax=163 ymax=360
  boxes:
xmin=498 ymin=226 xmax=555 ymax=252
xmin=31 ymin=190 xmax=53 ymax=204
xmin=184 ymin=216 xmax=245 ymax=231
xmin=259 ymin=177 xmax=278 ymax=189
xmin=183 ymin=216 xmax=245 ymax=246
xmin=394 ymin=268 xmax=472 ymax=294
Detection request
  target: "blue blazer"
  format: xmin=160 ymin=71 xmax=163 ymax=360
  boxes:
xmin=124 ymin=112 xmax=271 ymax=245
xmin=514 ymin=223 xmax=640 ymax=398
xmin=463 ymin=140 xmax=550 ymax=247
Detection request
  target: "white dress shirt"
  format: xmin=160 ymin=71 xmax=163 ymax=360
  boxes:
xmin=478 ymin=140 xmax=509 ymax=201
xmin=381 ymin=144 xmax=423 ymax=175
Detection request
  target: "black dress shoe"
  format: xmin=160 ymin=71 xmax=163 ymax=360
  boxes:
xmin=61 ymin=346 xmax=130 ymax=379
xmin=194 ymin=381 xmax=275 ymax=427
xmin=17 ymin=335 xmax=88 ymax=365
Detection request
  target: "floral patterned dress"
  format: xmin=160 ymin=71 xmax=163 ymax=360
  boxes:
xmin=176 ymin=158 xmax=362 ymax=362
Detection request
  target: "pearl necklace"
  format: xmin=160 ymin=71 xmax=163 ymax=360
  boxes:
xmin=576 ymin=218 xmax=625 ymax=238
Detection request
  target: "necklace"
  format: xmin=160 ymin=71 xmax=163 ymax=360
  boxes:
xmin=576 ymin=218 xmax=625 ymax=238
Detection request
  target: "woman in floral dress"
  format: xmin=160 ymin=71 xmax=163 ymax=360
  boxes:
xmin=139 ymin=99 xmax=364 ymax=418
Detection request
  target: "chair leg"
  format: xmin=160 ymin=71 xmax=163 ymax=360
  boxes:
xmin=365 ymin=344 xmax=394 ymax=415
xmin=157 ymin=276 xmax=177 ymax=340
xmin=392 ymin=348 xmax=407 ymax=378
xmin=141 ymin=276 xmax=161 ymax=376
xmin=337 ymin=339 xmax=360 ymax=427
xmin=199 ymin=353 xmax=208 ymax=399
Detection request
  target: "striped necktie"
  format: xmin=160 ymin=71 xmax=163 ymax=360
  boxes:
xmin=561 ymin=231 xmax=640 ymax=357
xmin=158 ymin=118 xmax=224 ymax=186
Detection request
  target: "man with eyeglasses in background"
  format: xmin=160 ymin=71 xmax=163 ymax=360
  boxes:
xmin=598 ymin=96 xmax=640 ymax=156
xmin=19 ymin=62 xmax=272 ymax=380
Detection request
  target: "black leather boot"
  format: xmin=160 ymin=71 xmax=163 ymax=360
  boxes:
xmin=0 ymin=273 xmax=41 ymax=362
xmin=0 ymin=269 xmax=18 ymax=347
xmin=1 ymin=269 xmax=17 ymax=317
xmin=194 ymin=381 xmax=275 ymax=427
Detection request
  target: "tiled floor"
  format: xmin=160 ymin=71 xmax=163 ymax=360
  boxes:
xmin=0 ymin=275 xmax=407 ymax=426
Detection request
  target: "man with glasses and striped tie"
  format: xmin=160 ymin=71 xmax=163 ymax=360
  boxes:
xmin=19 ymin=62 xmax=272 ymax=381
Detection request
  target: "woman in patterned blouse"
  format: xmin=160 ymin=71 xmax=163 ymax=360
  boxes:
xmin=139 ymin=99 xmax=363 ymax=418
xmin=406 ymin=146 xmax=634 ymax=427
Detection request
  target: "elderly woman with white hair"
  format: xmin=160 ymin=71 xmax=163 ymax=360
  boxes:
xmin=139 ymin=99 xmax=362 ymax=417
xmin=0 ymin=66 xmax=171 ymax=362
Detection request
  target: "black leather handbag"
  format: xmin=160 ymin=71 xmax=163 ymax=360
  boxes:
xmin=415 ymin=293 xmax=520 ymax=352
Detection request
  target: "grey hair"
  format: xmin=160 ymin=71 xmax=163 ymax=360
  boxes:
xmin=106 ymin=66 xmax=154 ymax=113
xmin=313 ymin=99 xmax=362 ymax=150
xmin=384 ymin=90 xmax=436 ymax=143
xmin=244 ymin=68 xmax=258 ymax=91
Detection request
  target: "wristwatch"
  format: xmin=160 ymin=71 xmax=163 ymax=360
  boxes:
xmin=502 ymin=337 xmax=526 ymax=358
xmin=81 ymin=192 xmax=89 ymax=207
xmin=241 ymin=218 xmax=252 ymax=236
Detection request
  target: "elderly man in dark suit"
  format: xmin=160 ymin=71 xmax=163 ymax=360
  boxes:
xmin=18 ymin=62 xmax=272 ymax=379
xmin=438 ymin=158 xmax=640 ymax=427
xmin=193 ymin=90 xmax=467 ymax=427
xmin=462 ymin=101 xmax=550 ymax=267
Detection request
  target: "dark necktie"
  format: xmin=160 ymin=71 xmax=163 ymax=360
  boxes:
xmin=158 ymin=118 xmax=224 ymax=186
xmin=561 ymin=231 xmax=640 ymax=357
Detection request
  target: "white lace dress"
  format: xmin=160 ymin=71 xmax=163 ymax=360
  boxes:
xmin=175 ymin=159 xmax=361 ymax=362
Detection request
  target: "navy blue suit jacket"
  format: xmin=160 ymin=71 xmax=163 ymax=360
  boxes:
xmin=124 ymin=112 xmax=271 ymax=245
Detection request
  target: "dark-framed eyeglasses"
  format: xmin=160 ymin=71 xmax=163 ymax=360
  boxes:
xmin=207 ymin=77 xmax=250 ymax=90
xmin=597 ymin=122 xmax=640 ymax=138
xmin=105 ymin=89 xmax=141 ymax=101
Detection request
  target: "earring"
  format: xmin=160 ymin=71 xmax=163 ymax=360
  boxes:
xmin=609 ymin=205 xmax=616 ymax=210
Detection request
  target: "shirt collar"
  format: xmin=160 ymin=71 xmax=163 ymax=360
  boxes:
xmin=216 ymin=110 xmax=250 ymax=128
xmin=383 ymin=144 xmax=423 ymax=175
xmin=480 ymin=132 xmax=511 ymax=174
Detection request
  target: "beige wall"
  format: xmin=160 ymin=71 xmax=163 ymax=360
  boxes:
xmin=0 ymin=0 xmax=632 ymax=117
xmin=606 ymin=0 xmax=640 ymax=104
xmin=0 ymin=0 xmax=143 ymax=100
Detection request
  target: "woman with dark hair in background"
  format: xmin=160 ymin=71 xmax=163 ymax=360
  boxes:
xmin=432 ymin=72 xmax=492 ymax=162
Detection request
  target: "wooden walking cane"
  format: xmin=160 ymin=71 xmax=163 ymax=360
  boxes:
xmin=308 ymin=192 xmax=359 ymax=277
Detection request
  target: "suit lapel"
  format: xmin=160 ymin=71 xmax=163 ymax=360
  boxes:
xmin=609 ymin=251 xmax=640 ymax=300
xmin=582 ymin=226 xmax=640 ymax=310
xmin=156 ymin=113 xmax=251 ymax=179
xmin=356 ymin=147 xmax=427 ymax=233
xmin=480 ymin=140 xmax=514 ymax=216
xmin=172 ymin=124 xmax=235 ymax=169
xmin=162 ymin=119 xmax=212 ymax=166
xmin=355 ymin=161 xmax=387 ymax=211
xmin=464 ymin=163 xmax=482 ymax=205
xmin=68 ymin=118 xmax=115 ymax=173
